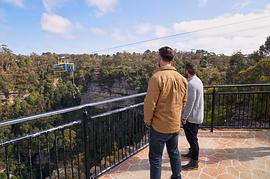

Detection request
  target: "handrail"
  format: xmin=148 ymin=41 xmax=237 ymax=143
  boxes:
xmin=91 ymin=102 xmax=144 ymax=119
xmin=0 ymin=92 xmax=146 ymax=128
xmin=204 ymin=83 xmax=270 ymax=88
xmin=0 ymin=120 xmax=81 ymax=146
xmin=1 ymin=83 xmax=270 ymax=128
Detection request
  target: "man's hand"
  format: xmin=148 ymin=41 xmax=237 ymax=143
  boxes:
xmin=181 ymin=119 xmax=187 ymax=125
xmin=144 ymin=122 xmax=151 ymax=128
xmin=145 ymin=124 xmax=151 ymax=129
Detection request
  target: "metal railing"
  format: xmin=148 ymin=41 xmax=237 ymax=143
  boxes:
xmin=0 ymin=84 xmax=270 ymax=178
xmin=203 ymin=83 xmax=270 ymax=131
xmin=0 ymin=93 xmax=147 ymax=179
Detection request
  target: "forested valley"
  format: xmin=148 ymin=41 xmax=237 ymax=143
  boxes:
xmin=0 ymin=36 xmax=269 ymax=179
xmin=1 ymin=36 xmax=269 ymax=121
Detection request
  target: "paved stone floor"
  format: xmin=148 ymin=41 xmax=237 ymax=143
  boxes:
xmin=100 ymin=129 xmax=270 ymax=179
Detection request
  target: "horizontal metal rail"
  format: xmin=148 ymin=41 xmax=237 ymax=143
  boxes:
xmin=0 ymin=120 xmax=81 ymax=146
xmin=205 ymin=83 xmax=270 ymax=88
xmin=0 ymin=92 xmax=146 ymax=128
xmin=1 ymin=83 xmax=270 ymax=128
xmin=0 ymin=83 xmax=270 ymax=127
xmin=91 ymin=103 xmax=144 ymax=119
xmin=0 ymin=102 xmax=144 ymax=146
xmin=206 ymin=91 xmax=270 ymax=95
xmin=201 ymin=126 xmax=270 ymax=129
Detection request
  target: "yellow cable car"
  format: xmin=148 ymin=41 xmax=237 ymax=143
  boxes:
xmin=52 ymin=57 xmax=76 ymax=73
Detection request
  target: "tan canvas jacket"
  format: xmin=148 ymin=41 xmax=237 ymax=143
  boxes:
xmin=144 ymin=66 xmax=188 ymax=134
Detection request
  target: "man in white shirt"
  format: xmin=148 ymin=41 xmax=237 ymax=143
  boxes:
xmin=181 ymin=62 xmax=204 ymax=170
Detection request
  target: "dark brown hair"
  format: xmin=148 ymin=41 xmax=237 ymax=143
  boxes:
xmin=185 ymin=62 xmax=196 ymax=75
xmin=158 ymin=46 xmax=175 ymax=62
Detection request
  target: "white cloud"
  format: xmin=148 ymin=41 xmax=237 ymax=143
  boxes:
xmin=134 ymin=23 xmax=151 ymax=34
xmin=111 ymin=29 xmax=125 ymax=41
xmin=91 ymin=27 xmax=107 ymax=35
xmin=41 ymin=13 xmax=74 ymax=38
xmin=42 ymin=0 xmax=69 ymax=13
xmin=41 ymin=1 xmax=84 ymax=38
xmin=172 ymin=4 xmax=270 ymax=55
xmin=74 ymin=22 xmax=85 ymax=31
xmin=86 ymin=0 xmax=118 ymax=15
xmin=174 ymin=36 xmax=259 ymax=55
xmin=134 ymin=24 xmax=170 ymax=37
xmin=1 ymin=0 xmax=24 ymax=7
xmin=154 ymin=25 xmax=170 ymax=37
xmin=198 ymin=0 xmax=208 ymax=7
xmin=232 ymin=1 xmax=251 ymax=10
xmin=97 ymin=3 xmax=270 ymax=55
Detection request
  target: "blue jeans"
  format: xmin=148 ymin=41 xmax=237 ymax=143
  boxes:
xmin=149 ymin=128 xmax=181 ymax=179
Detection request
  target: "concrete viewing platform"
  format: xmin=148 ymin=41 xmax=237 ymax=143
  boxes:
xmin=100 ymin=129 xmax=270 ymax=179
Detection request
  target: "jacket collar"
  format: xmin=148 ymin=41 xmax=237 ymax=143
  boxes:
xmin=154 ymin=66 xmax=177 ymax=73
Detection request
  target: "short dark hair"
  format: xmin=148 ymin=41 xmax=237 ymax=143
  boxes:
xmin=158 ymin=46 xmax=175 ymax=62
xmin=185 ymin=62 xmax=196 ymax=75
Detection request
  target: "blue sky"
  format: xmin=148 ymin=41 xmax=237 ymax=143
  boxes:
xmin=0 ymin=0 xmax=270 ymax=55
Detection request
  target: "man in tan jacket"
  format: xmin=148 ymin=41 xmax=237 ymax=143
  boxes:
xmin=144 ymin=46 xmax=188 ymax=179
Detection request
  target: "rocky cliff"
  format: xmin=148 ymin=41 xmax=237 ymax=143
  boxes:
xmin=0 ymin=89 xmax=29 ymax=106
xmin=80 ymin=78 xmax=139 ymax=109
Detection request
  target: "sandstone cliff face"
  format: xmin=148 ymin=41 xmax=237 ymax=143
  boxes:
xmin=80 ymin=79 xmax=139 ymax=109
xmin=0 ymin=90 xmax=29 ymax=106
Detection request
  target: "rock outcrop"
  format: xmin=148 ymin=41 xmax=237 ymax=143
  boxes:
xmin=80 ymin=79 xmax=139 ymax=109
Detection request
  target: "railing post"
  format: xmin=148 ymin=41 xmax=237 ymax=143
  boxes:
xmin=211 ymin=87 xmax=216 ymax=132
xmin=83 ymin=108 xmax=91 ymax=179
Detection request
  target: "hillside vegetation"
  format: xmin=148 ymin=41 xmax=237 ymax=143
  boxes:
xmin=0 ymin=36 xmax=269 ymax=121
xmin=0 ymin=37 xmax=269 ymax=179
